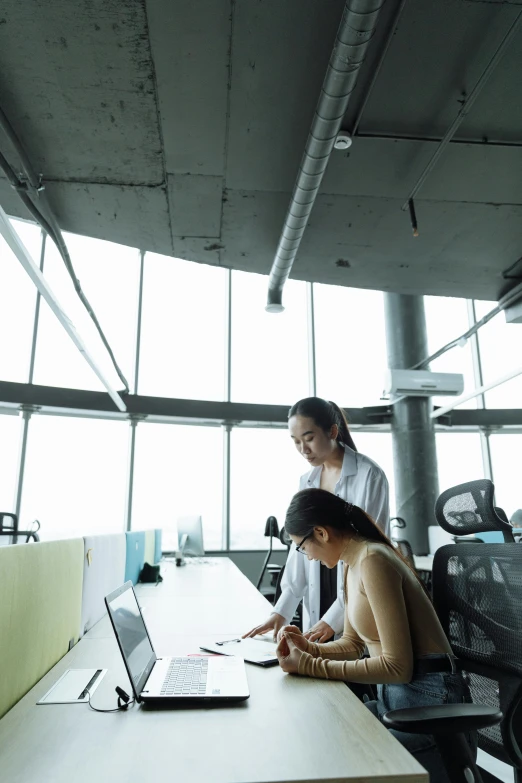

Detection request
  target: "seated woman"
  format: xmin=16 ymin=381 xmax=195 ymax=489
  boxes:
xmin=276 ymin=488 xmax=474 ymax=783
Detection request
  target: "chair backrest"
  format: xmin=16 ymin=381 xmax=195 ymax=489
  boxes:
xmin=393 ymin=538 xmax=415 ymax=568
xmin=433 ymin=541 xmax=522 ymax=770
xmin=435 ymin=479 xmax=515 ymax=542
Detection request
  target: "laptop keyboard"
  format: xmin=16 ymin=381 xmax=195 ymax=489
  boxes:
xmin=161 ymin=657 xmax=208 ymax=696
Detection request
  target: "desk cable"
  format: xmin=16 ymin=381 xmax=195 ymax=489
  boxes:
xmin=87 ymin=686 xmax=135 ymax=714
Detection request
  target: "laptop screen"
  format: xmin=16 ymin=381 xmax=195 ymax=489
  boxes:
xmin=105 ymin=582 xmax=156 ymax=697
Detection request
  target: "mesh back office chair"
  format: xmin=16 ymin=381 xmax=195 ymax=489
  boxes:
xmin=383 ymin=480 xmax=522 ymax=783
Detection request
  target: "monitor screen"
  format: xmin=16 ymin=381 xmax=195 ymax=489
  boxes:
xmin=106 ymin=583 xmax=155 ymax=695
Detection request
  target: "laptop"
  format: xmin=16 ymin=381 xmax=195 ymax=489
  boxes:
xmin=105 ymin=581 xmax=250 ymax=704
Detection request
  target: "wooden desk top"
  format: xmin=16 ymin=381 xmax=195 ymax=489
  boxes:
xmin=0 ymin=558 xmax=427 ymax=783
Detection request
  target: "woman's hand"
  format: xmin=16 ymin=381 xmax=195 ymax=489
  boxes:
xmin=242 ymin=612 xmax=286 ymax=641
xmin=276 ymin=624 xmax=302 ymax=642
xmin=303 ymin=620 xmax=334 ymax=643
xmin=276 ymin=632 xmax=309 ymax=674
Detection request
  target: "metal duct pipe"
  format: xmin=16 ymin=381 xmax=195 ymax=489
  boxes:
xmin=266 ymin=0 xmax=386 ymax=312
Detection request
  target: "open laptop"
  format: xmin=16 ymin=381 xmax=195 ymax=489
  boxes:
xmin=105 ymin=581 xmax=249 ymax=704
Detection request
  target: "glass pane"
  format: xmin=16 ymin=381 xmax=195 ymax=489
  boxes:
xmin=20 ymin=416 xmax=128 ymax=539
xmin=33 ymin=233 xmax=139 ymax=391
xmin=0 ymin=413 xmax=21 ymax=513
xmin=314 ymin=285 xmax=386 ymax=407
xmin=424 ymin=296 xmax=476 ymax=409
xmin=231 ymin=272 xmax=308 ymax=405
xmin=230 ymin=427 xmax=305 ymax=549
xmin=489 ymin=434 xmax=522 ymax=520
xmin=0 ymin=219 xmax=41 ymax=382
xmin=436 ymin=432 xmax=484 ymax=495
xmin=139 ymin=254 xmax=227 ymax=400
xmin=131 ymin=423 xmax=223 ymax=550
xmin=351 ymin=432 xmax=395 ymax=517
xmin=475 ymin=300 xmax=522 ymax=408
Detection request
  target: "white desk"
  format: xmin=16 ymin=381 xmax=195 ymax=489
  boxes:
xmin=0 ymin=558 xmax=427 ymax=783
xmin=413 ymin=555 xmax=434 ymax=571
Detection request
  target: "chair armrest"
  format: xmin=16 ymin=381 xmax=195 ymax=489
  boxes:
xmin=383 ymin=703 xmax=502 ymax=735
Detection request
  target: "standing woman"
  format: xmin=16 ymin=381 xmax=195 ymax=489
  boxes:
xmin=277 ymin=489 xmax=473 ymax=783
xmin=244 ymin=397 xmax=389 ymax=641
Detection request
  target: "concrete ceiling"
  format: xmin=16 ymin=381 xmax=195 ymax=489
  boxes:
xmin=1 ymin=0 xmax=522 ymax=301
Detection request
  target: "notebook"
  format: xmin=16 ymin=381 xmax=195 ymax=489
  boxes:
xmin=200 ymin=635 xmax=279 ymax=667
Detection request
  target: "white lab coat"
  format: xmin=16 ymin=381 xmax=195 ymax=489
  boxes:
xmin=273 ymin=445 xmax=390 ymax=634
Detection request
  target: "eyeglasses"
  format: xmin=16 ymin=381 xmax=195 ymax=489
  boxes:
xmin=296 ymin=532 xmax=313 ymax=554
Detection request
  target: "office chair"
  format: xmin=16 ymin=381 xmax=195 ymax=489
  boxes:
xmin=256 ymin=516 xmax=281 ymax=591
xmin=383 ymin=480 xmax=522 ymax=783
xmin=0 ymin=512 xmax=40 ymax=543
xmin=436 ymin=480 xmax=515 ymax=543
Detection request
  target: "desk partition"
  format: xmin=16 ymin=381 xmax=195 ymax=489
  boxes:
xmin=0 ymin=539 xmax=84 ymax=719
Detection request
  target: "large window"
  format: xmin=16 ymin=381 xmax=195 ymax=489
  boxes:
xmin=475 ymin=300 xmax=522 ymax=408
xmin=0 ymin=220 xmax=41 ymax=382
xmin=435 ymin=433 xmax=485 ymax=494
xmin=314 ymin=285 xmax=386 ymax=408
xmin=230 ymin=427 xmax=305 ymax=549
xmin=6 ymin=217 xmax=522 ymax=549
xmin=131 ymin=422 xmax=223 ymax=550
xmin=33 ymin=234 xmax=139 ymax=391
xmin=139 ymin=254 xmax=227 ymax=400
xmin=424 ymin=296 xmax=476 ymax=409
xmin=489 ymin=434 xmax=522 ymax=520
xmin=231 ymin=272 xmax=309 ymax=404
xmin=20 ymin=415 xmax=128 ymax=539
xmin=0 ymin=413 xmax=21 ymax=514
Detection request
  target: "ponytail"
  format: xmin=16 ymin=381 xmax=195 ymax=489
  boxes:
xmin=328 ymin=401 xmax=357 ymax=452
xmin=288 ymin=397 xmax=357 ymax=452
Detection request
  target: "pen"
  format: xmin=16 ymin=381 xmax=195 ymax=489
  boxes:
xmin=216 ymin=638 xmax=242 ymax=646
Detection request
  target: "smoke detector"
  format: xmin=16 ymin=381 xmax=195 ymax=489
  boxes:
xmin=334 ymin=132 xmax=352 ymax=150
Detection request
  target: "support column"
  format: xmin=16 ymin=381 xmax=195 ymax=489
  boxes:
xmin=384 ymin=294 xmax=439 ymax=554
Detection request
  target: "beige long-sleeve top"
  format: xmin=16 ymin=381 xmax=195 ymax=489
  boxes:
xmin=298 ymin=537 xmax=452 ymax=684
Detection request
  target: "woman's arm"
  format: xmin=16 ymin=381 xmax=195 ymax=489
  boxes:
xmin=298 ymin=553 xmax=414 ymax=683
xmin=362 ymin=468 xmax=390 ymax=536
xmin=272 ymin=544 xmax=308 ymax=622
xmin=307 ymin=617 xmax=366 ymax=661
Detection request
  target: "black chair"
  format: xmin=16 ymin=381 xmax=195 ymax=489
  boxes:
xmin=436 ymin=480 xmax=515 ymax=544
xmin=383 ymin=480 xmax=522 ymax=783
xmin=256 ymin=517 xmax=294 ymax=604
xmin=0 ymin=512 xmax=40 ymax=543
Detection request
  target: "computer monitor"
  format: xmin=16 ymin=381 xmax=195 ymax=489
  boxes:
xmin=177 ymin=515 xmax=205 ymax=557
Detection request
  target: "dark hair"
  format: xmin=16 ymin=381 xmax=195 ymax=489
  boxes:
xmin=288 ymin=397 xmax=357 ymax=452
xmin=285 ymin=488 xmax=427 ymax=596
xmin=285 ymin=488 xmax=388 ymax=545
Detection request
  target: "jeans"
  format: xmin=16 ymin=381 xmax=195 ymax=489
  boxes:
xmin=364 ymin=655 xmax=477 ymax=783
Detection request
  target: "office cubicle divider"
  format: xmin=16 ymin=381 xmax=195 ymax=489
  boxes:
xmin=124 ymin=531 xmax=146 ymax=585
xmin=0 ymin=528 xmax=161 ymax=720
xmin=80 ymin=533 xmax=126 ymax=636
xmin=0 ymin=539 xmax=84 ymax=719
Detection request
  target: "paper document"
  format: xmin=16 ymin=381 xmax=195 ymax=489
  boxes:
xmin=200 ymin=635 xmax=279 ymax=667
